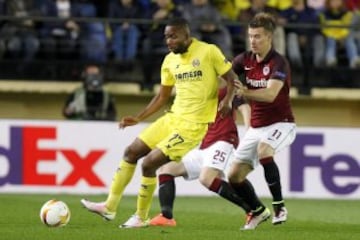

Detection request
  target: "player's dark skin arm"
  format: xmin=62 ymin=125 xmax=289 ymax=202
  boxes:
xmin=219 ymin=69 xmax=238 ymax=117
xmin=119 ymin=85 xmax=174 ymax=128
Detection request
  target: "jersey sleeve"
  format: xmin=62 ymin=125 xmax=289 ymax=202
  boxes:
xmin=161 ymin=55 xmax=176 ymax=86
xmin=209 ymin=44 xmax=232 ymax=76
xmin=269 ymin=56 xmax=288 ymax=82
xmin=232 ymin=53 xmax=245 ymax=75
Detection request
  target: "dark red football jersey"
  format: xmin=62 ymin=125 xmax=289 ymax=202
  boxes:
xmin=232 ymin=49 xmax=295 ymax=127
xmin=200 ymin=87 xmax=244 ymax=149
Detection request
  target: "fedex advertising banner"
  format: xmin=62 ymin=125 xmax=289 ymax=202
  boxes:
xmin=0 ymin=120 xmax=359 ymax=199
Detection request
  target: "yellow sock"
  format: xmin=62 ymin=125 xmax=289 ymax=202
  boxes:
xmin=105 ymin=160 xmax=136 ymax=212
xmin=135 ymin=176 xmax=157 ymax=220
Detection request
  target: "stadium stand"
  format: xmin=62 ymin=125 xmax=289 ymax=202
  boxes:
xmin=0 ymin=0 xmax=359 ymax=94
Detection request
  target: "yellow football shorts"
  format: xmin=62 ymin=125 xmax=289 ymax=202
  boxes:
xmin=139 ymin=112 xmax=208 ymax=162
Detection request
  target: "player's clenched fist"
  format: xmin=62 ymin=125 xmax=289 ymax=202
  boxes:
xmin=119 ymin=116 xmax=140 ymax=129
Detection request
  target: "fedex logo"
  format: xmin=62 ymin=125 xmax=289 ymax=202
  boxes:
xmin=0 ymin=126 xmax=106 ymax=186
xmin=290 ymin=133 xmax=360 ymax=195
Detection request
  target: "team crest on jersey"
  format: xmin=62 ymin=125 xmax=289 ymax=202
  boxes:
xmin=192 ymin=59 xmax=200 ymax=67
xmin=263 ymin=65 xmax=270 ymax=75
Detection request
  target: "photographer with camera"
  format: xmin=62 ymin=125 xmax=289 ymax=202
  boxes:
xmin=63 ymin=64 xmax=117 ymax=121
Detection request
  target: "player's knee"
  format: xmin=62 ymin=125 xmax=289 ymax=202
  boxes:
xmin=228 ymin=166 xmax=239 ymax=183
xmin=228 ymin=173 xmax=246 ymax=184
xmin=124 ymin=142 xmax=149 ymax=163
xmin=141 ymin=160 xmax=157 ymax=177
xmin=228 ymin=163 xmax=252 ymax=183
xmin=228 ymin=174 xmax=238 ymax=184
xmin=199 ymin=167 xmax=220 ymax=189
xmin=257 ymin=142 xmax=274 ymax=159
xmin=123 ymin=146 xmax=138 ymax=163
xmin=199 ymin=174 xmax=212 ymax=189
xmin=158 ymin=162 xmax=186 ymax=177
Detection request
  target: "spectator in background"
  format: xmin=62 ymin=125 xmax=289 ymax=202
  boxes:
xmin=319 ymin=0 xmax=360 ymax=68
xmin=238 ymin=0 xmax=286 ymax=55
xmin=307 ymin=0 xmax=326 ymax=13
xmin=279 ymin=0 xmax=325 ymax=69
xmin=39 ymin=0 xmax=79 ymax=60
xmin=210 ymin=0 xmax=252 ymax=15
xmin=63 ymin=64 xmax=117 ymax=121
xmin=212 ymin=0 xmax=239 ymax=18
xmin=182 ymin=0 xmax=233 ymax=58
xmin=107 ymin=0 xmax=142 ymax=66
xmin=140 ymin=0 xmax=182 ymax=91
xmin=345 ymin=0 xmax=360 ymax=10
xmin=212 ymin=0 xmax=252 ymax=49
xmin=0 ymin=0 xmax=6 ymax=59
xmin=137 ymin=0 xmax=153 ymax=10
xmin=73 ymin=0 xmax=107 ymax=64
xmin=346 ymin=0 xmax=360 ymax=14
xmin=211 ymin=0 xmax=241 ymax=33
xmin=92 ymin=0 xmax=108 ymax=17
xmin=233 ymin=0 xmax=251 ymax=12
xmin=345 ymin=0 xmax=360 ymax=54
xmin=173 ymin=0 xmax=191 ymax=5
xmin=266 ymin=0 xmax=293 ymax=11
xmin=1 ymin=0 xmax=40 ymax=73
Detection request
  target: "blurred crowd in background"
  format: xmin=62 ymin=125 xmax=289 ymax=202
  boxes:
xmin=0 ymin=0 xmax=359 ymax=91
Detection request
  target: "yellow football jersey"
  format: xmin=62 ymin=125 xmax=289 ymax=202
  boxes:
xmin=161 ymin=38 xmax=232 ymax=123
xmin=266 ymin=0 xmax=292 ymax=10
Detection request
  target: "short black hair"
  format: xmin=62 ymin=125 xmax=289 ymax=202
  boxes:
xmin=249 ymin=12 xmax=276 ymax=33
xmin=167 ymin=17 xmax=189 ymax=28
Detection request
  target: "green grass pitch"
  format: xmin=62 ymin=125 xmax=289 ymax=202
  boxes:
xmin=1 ymin=194 xmax=359 ymax=240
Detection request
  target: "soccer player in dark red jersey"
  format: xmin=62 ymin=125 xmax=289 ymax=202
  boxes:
xmin=229 ymin=12 xmax=297 ymax=230
xmin=148 ymin=82 xmax=254 ymax=227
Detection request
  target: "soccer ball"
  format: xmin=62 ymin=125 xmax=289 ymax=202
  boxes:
xmin=40 ymin=199 xmax=71 ymax=227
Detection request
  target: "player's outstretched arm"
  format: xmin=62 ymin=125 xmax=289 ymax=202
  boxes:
xmin=119 ymin=85 xmax=174 ymax=129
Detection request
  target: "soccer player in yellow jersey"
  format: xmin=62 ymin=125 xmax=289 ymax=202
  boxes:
xmin=81 ymin=17 xmax=240 ymax=228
